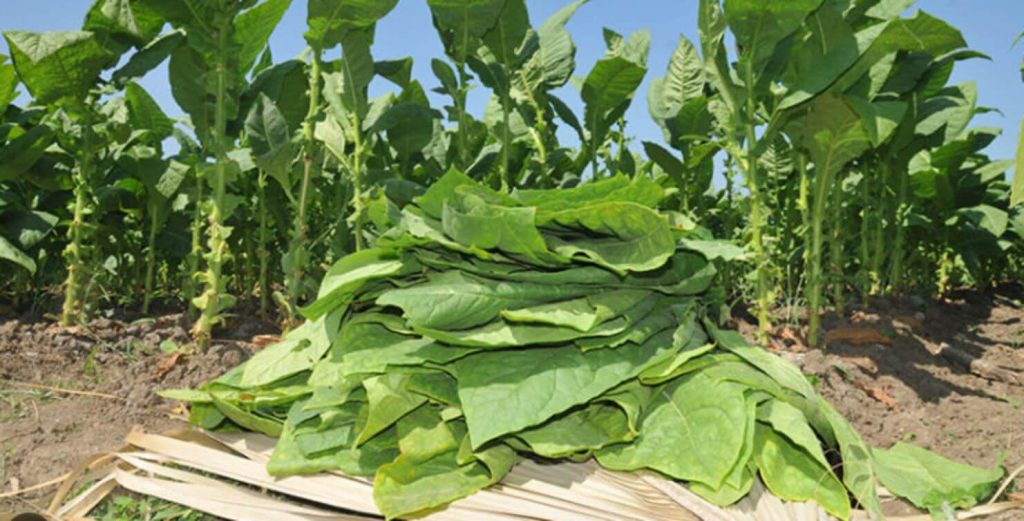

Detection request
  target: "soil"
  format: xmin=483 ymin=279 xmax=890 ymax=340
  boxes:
xmin=1 ymin=287 xmax=1022 ymax=518
xmin=735 ymin=285 xmax=1024 ymax=518
xmin=0 ymin=307 xmax=276 ymax=514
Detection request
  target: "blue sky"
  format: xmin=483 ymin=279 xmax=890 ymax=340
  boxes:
xmin=2 ymin=0 xmax=1022 ymax=167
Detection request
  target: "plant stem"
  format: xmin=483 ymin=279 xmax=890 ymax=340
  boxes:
xmin=351 ymin=114 xmax=366 ymax=251
xmin=830 ymin=179 xmax=845 ymax=315
xmin=807 ymin=167 xmax=834 ymax=348
xmin=889 ymin=165 xmax=909 ymax=294
xmin=286 ymin=52 xmax=322 ymax=321
xmin=257 ymin=169 xmax=269 ymax=316
xmin=142 ymin=207 xmax=159 ymax=314
xmin=60 ymin=106 xmax=94 ymax=326
xmin=500 ymin=84 xmax=512 ymax=192
xmin=743 ymin=66 xmax=770 ymax=342
xmin=456 ymin=63 xmax=470 ymax=170
xmin=195 ymin=14 xmax=233 ymax=347
xmin=186 ymin=169 xmax=204 ymax=314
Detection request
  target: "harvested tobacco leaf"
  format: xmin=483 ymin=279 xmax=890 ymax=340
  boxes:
xmin=168 ymin=172 xmax=1004 ymax=520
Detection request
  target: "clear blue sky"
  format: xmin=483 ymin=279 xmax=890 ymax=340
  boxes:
xmin=2 ymin=1 xmax=1022 ymax=169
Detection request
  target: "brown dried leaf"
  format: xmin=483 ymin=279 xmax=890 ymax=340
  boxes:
xmin=152 ymin=352 xmax=182 ymax=380
xmin=825 ymin=327 xmax=894 ymax=347
xmin=251 ymin=334 xmax=280 ymax=347
xmin=856 ymin=381 xmax=899 ymax=410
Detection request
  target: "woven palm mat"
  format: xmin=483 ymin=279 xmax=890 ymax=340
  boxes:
xmin=28 ymin=429 xmax=1024 ymax=521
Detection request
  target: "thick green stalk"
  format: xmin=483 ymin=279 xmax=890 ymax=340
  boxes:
xmin=185 ymin=171 xmax=204 ymax=313
xmin=830 ymin=181 xmax=845 ymax=315
xmin=456 ymin=63 xmax=471 ymax=169
xmin=195 ymin=15 xmax=233 ymax=347
xmin=807 ymin=168 xmax=834 ymax=348
xmin=743 ymin=66 xmax=770 ymax=341
xmin=869 ymin=162 xmax=889 ymax=294
xmin=499 ymin=85 xmax=512 ymax=192
xmin=351 ymin=114 xmax=366 ymax=251
xmin=889 ymin=166 xmax=909 ymax=293
xmin=257 ymin=169 xmax=269 ymax=315
xmin=286 ymin=53 xmax=322 ymax=321
xmin=60 ymin=107 xmax=94 ymax=326
xmin=859 ymin=169 xmax=871 ymax=305
xmin=142 ymin=208 xmax=159 ymax=314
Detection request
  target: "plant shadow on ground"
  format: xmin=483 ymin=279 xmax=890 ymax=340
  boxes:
xmin=734 ymin=284 xmax=1024 ymax=518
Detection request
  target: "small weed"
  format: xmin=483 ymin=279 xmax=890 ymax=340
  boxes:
xmin=92 ymin=494 xmax=214 ymax=521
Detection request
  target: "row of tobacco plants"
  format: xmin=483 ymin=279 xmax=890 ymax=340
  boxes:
xmin=1 ymin=0 xmax=1022 ymax=347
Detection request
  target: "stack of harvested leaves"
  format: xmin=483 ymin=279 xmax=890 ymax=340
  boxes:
xmin=170 ymin=171 xmax=1004 ymax=520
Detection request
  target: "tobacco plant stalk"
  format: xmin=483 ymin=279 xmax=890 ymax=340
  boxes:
xmin=807 ymin=166 xmax=834 ymax=347
xmin=743 ymin=65 xmax=771 ymax=342
xmin=286 ymin=53 xmax=322 ymax=322
xmin=60 ymin=104 xmax=95 ymax=326
xmin=195 ymin=14 xmax=234 ymax=347
xmin=257 ymin=168 xmax=270 ymax=315
xmin=142 ymin=207 xmax=160 ymax=314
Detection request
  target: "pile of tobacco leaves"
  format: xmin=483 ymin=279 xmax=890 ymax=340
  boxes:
xmin=170 ymin=171 xmax=1004 ymax=520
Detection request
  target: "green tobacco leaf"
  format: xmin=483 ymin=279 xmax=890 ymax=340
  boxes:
xmin=209 ymin=393 xmax=283 ymax=437
xmin=125 ymin=82 xmax=174 ymax=139
xmin=799 ymin=93 xmax=870 ymax=178
xmin=0 ymin=235 xmax=35 ymax=274
xmin=481 ymin=0 xmax=530 ymax=70
xmin=235 ymin=0 xmax=293 ymax=75
xmin=374 ymin=408 xmax=512 ymax=519
xmin=779 ymin=6 xmax=859 ymax=110
xmin=872 ymin=443 xmax=1003 ymax=514
xmin=540 ymin=201 xmax=675 ymax=273
xmin=455 ymin=328 xmax=675 ymax=448
xmin=517 ymin=402 xmax=633 ymax=458
xmin=229 ymin=314 xmax=337 ymax=388
xmin=0 ymin=55 xmax=19 ymax=109
xmin=0 ymin=210 xmax=57 ymax=250
xmin=338 ymin=315 xmax=478 ymax=375
xmin=757 ymin=400 xmax=829 ymax=468
xmin=582 ymin=56 xmax=645 ymax=146
xmin=517 ymin=175 xmax=664 ymax=211
xmin=753 ymin=423 xmax=850 ymax=519
xmin=168 ymin=46 xmax=213 ymax=141
xmin=442 ymin=192 xmax=562 ymax=266
xmin=501 ymin=289 xmax=650 ymax=332
xmin=325 ymin=30 xmax=375 ymax=118
xmin=0 ymin=125 xmax=54 ymax=182
xmin=833 ymin=11 xmax=967 ymax=94
xmin=306 ymin=0 xmax=398 ymax=50
xmin=85 ymin=0 xmax=164 ymax=47
xmin=4 ymin=30 xmax=117 ymax=103
xmin=1014 ymin=118 xmax=1024 ymax=207
xmin=302 ymin=248 xmax=415 ymax=320
xmin=358 ymin=374 xmax=429 ymax=445
xmin=597 ymin=371 xmax=747 ymax=488
xmin=723 ymin=0 xmax=823 ymax=77
xmin=246 ymin=60 xmax=310 ymax=131
xmin=530 ymin=0 xmax=586 ymax=89
xmin=245 ymin=93 xmax=294 ymax=180
xmin=426 ymin=0 xmax=505 ymax=64
xmin=650 ymin=35 xmax=704 ymax=125
xmin=414 ymin=296 xmax=654 ymax=349
xmin=377 ymin=271 xmax=592 ymax=331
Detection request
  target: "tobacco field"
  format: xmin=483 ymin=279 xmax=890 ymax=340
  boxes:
xmin=1 ymin=0 xmax=1023 ymax=519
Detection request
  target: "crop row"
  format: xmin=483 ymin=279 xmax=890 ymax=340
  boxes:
xmin=0 ymin=0 xmax=1021 ymax=346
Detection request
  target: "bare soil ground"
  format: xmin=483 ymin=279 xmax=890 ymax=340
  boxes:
xmin=1 ymin=287 xmax=1022 ymax=518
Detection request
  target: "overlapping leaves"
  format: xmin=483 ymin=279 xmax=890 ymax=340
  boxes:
xmin=175 ymin=171 xmax=1003 ymax=520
